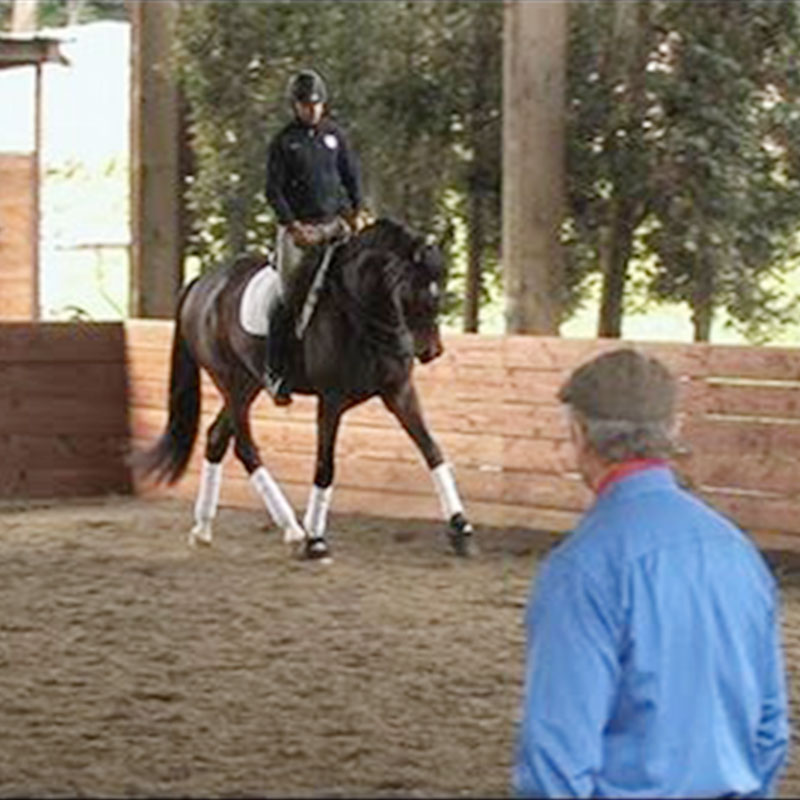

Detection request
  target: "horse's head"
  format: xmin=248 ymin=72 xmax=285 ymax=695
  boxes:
xmin=402 ymin=239 xmax=445 ymax=364
xmin=336 ymin=218 xmax=447 ymax=365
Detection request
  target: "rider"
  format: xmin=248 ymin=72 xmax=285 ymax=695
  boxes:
xmin=263 ymin=68 xmax=367 ymax=405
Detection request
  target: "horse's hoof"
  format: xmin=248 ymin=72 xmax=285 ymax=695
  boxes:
xmin=189 ymin=523 xmax=213 ymax=547
xmin=283 ymin=525 xmax=307 ymax=545
xmin=305 ymin=536 xmax=332 ymax=563
xmin=448 ymin=513 xmax=477 ymax=557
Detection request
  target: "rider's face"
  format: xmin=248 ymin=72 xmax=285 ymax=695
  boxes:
xmin=294 ymin=101 xmax=324 ymax=127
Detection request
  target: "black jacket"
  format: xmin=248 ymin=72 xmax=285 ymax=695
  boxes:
xmin=265 ymin=116 xmax=362 ymax=225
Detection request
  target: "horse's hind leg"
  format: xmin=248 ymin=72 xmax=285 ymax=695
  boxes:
xmin=189 ymin=408 xmax=233 ymax=547
xmin=228 ymin=390 xmax=306 ymax=547
xmin=382 ymin=381 xmax=476 ymax=557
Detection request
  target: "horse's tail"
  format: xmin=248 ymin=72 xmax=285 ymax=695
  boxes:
xmin=129 ymin=280 xmax=201 ymax=485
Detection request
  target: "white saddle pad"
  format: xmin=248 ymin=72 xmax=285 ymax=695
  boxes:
xmin=239 ymin=266 xmax=283 ymax=336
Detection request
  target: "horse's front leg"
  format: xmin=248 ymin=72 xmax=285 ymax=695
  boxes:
xmin=382 ymin=380 xmax=476 ymax=557
xmin=302 ymin=393 xmax=346 ymax=562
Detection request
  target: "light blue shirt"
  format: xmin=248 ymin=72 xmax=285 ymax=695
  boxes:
xmin=513 ymin=466 xmax=789 ymax=798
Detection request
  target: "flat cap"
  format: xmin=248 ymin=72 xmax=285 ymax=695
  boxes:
xmin=558 ymin=348 xmax=677 ymax=423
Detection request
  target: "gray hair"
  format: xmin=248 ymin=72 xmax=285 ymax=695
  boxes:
xmin=571 ymin=408 xmax=679 ymax=462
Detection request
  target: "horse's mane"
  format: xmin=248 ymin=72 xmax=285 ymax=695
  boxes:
xmin=290 ymin=217 xmax=419 ymax=308
xmin=317 ymin=218 xmax=422 ymax=358
xmin=285 ymin=217 xmax=432 ymax=358
xmin=347 ymin=217 xmax=422 ymax=260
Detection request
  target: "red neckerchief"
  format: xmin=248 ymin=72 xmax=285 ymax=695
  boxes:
xmin=594 ymin=458 xmax=667 ymax=496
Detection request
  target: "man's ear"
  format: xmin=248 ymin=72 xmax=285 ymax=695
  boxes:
xmin=565 ymin=408 xmax=582 ymax=445
xmin=567 ymin=410 xmax=591 ymax=460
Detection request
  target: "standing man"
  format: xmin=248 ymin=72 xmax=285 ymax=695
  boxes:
xmin=513 ymin=348 xmax=789 ymax=798
xmin=263 ymin=68 xmax=366 ymax=404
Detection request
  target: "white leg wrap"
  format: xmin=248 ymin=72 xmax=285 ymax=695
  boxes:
xmin=189 ymin=460 xmax=223 ymax=546
xmin=194 ymin=460 xmax=223 ymax=524
xmin=303 ymin=484 xmax=333 ymax=540
xmin=431 ymin=462 xmax=464 ymax=519
xmin=249 ymin=466 xmax=305 ymax=543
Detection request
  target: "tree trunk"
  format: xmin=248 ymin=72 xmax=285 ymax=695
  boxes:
xmin=11 ymin=0 xmax=37 ymax=32
xmin=595 ymin=0 xmax=651 ymax=339
xmin=463 ymin=5 xmax=493 ymax=334
xmin=66 ymin=0 xmax=84 ymax=26
xmin=464 ymin=180 xmax=483 ymax=332
xmin=502 ymin=0 xmax=566 ymax=334
xmin=597 ymin=199 xmax=635 ymax=338
xmin=690 ymin=257 xmax=714 ymax=342
xmin=129 ymin=0 xmax=184 ymax=317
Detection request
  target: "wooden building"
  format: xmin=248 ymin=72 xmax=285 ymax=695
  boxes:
xmin=0 ymin=34 xmax=66 ymax=319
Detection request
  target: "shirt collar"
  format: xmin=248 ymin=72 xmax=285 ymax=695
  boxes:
xmin=594 ymin=458 xmax=668 ymax=496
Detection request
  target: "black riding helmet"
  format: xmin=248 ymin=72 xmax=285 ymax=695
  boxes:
xmin=287 ymin=69 xmax=328 ymax=105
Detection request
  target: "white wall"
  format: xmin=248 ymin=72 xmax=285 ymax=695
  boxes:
xmin=0 ymin=21 xmax=131 ymax=320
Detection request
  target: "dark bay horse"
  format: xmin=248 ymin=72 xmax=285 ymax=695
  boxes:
xmin=133 ymin=218 xmax=475 ymax=561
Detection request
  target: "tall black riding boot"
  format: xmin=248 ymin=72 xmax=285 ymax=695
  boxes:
xmin=264 ymin=303 xmax=293 ymax=406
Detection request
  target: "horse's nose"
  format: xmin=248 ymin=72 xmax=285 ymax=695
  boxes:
xmin=418 ymin=331 xmax=444 ymax=363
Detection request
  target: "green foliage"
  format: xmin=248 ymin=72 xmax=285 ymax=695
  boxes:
xmin=174 ymin=0 xmax=502 ymax=313
xmin=566 ymin=0 xmax=800 ymax=340
xmin=175 ymin=0 xmax=800 ymax=341
xmin=0 ymin=0 xmax=127 ymax=29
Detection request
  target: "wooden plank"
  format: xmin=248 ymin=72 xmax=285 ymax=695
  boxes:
xmin=132 ymin=412 xmax=507 ymax=474
xmin=748 ymin=529 xmax=800 ymax=553
xmin=410 ymin=364 xmax=571 ymax=406
xmin=137 ymin=468 xmax=582 ymax=536
xmin=682 ymin=452 xmax=800 ymax=496
xmin=123 ymin=324 xmax=712 ymax=379
xmin=0 ymin=322 xmax=127 ymax=363
xmin=131 ymin=406 xmax=581 ymax=477
xmin=131 ymin=429 xmax=589 ymax=516
xmin=133 ymin=434 xmax=800 ymax=542
xmin=700 ymin=381 xmax=800 ymax=420
xmin=126 ymin=336 xmax=701 ymax=424
xmin=682 ymin=418 xmax=800 ymax=459
xmin=706 ymin=343 xmax=800 ymax=381
xmin=0 ymin=154 xmax=36 ymax=320
xmin=0 ymin=433 xmax=130 ymax=470
xmin=502 ymin=335 xmax=710 ymax=377
xmin=138 ymin=465 xmax=800 ymax=548
xmin=127 ymin=374 xmax=571 ymax=440
xmin=132 ymin=327 xmax=800 ymax=390
xmin=697 ymin=488 xmax=800 ymax=538
xmin=0 ymin=362 xmax=127 ymax=401
xmin=500 ymin=436 xmax=575 ymax=473
xmin=127 ymin=372 xmax=573 ymax=448
xmin=124 ymin=318 xmax=176 ymax=350
xmin=131 ymin=405 xmax=577 ymax=477
xmin=0 ymin=392 xmax=128 ymax=436
xmin=0 ymin=465 xmax=131 ymax=498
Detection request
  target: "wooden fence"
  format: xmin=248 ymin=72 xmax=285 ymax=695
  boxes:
xmin=0 ymin=153 xmax=37 ymax=319
xmin=126 ymin=320 xmax=800 ymax=551
xmin=0 ymin=322 xmax=131 ymax=497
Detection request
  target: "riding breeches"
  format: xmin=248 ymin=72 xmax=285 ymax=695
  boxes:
xmin=275 ymin=225 xmax=306 ymax=293
xmin=276 ymin=217 xmax=351 ymax=292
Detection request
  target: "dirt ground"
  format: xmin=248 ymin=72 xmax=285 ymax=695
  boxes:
xmin=1 ymin=496 xmax=800 ymax=799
